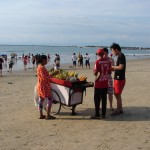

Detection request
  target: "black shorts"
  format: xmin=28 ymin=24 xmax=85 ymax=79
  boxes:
xmin=73 ymin=61 xmax=76 ymax=66
xmin=9 ymin=63 xmax=13 ymax=68
xmin=32 ymin=60 xmax=35 ymax=65
xmin=85 ymin=60 xmax=90 ymax=65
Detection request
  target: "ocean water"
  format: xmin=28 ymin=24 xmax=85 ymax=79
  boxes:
xmin=0 ymin=45 xmax=150 ymax=71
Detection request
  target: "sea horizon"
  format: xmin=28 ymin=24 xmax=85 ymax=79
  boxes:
xmin=0 ymin=44 xmax=150 ymax=50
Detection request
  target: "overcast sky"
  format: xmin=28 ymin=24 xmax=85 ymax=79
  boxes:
xmin=0 ymin=0 xmax=150 ymax=47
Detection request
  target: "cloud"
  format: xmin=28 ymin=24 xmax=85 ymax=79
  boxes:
xmin=0 ymin=0 xmax=150 ymax=46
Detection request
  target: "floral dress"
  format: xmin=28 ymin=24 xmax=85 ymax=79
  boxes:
xmin=37 ymin=65 xmax=52 ymax=99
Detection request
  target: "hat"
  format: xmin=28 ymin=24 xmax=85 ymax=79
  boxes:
xmin=96 ymin=48 xmax=104 ymax=55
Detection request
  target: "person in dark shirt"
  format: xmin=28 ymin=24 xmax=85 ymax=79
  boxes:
xmin=0 ymin=57 xmax=4 ymax=77
xmin=79 ymin=55 xmax=83 ymax=68
xmin=110 ymin=43 xmax=126 ymax=116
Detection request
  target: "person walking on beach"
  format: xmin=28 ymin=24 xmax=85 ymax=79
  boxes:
xmin=31 ymin=54 xmax=36 ymax=69
xmin=8 ymin=57 xmax=14 ymax=73
xmin=54 ymin=54 xmax=60 ymax=70
xmin=23 ymin=55 xmax=28 ymax=70
xmin=91 ymin=48 xmax=111 ymax=119
xmin=103 ymin=48 xmax=115 ymax=111
xmin=36 ymin=55 xmax=57 ymax=119
xmin=84 ymin=53 xmax=90 ymax=68
xmin=72 ymin=53 xmax=77 ymax=68
xmin=110 ymin=43 xmax=126 ymax=116
xmin=35 ymin=54 xmax=40 ymax=68
xmin=47 ymin=54 xmax=50 ymax=61
xmin=0 ymin=56 xmax=4 ymax=77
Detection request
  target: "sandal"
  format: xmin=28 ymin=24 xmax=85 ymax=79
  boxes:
xmin=111 ymin=111 xmax=121 ymax=116
xmin=111 ymin=109 xmax=123 ymax=113
xmin=39 ymin=115 xmax=46 ymax=119
xmin=46 ymin=115 xmax=56 ymax=120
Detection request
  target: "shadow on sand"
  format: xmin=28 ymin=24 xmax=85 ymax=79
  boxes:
xmin=57 ymin=106 xmax=150 ymax=121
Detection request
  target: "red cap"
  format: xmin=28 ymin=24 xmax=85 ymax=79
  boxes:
xmin=96 ymin=48 xmax=104 ymax=55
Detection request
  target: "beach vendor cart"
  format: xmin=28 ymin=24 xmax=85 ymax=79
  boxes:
xmin=34 ymin=69 xmax=94 ymax=115
xmin=50 ymin=77 xmax=94 ymax=115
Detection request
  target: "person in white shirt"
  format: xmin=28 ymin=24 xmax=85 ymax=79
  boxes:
xmin=72 ymin=53 xmax=77 ymax=68
xmin=84 ymin=53 xmax=90 ymax=68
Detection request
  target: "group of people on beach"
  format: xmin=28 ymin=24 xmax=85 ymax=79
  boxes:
xmin=1 ymin=42 xmax=126 ymax=120
xmin=22 ymin=53 xmax=51 ymax=70
xmin=35 ymin=42 xmax=126 ymax=120
xmin=0 ymin=54 xmax=16 ymax=76
xmin=72 ymin=52 xmax=90 ymax=69
xmin=1 ymin=51 xmax=91 ymax=76
xmin=0 ymin=53 xmax=52 ymax=75
xmin=91 ymin=43 xmax=126 ymax=119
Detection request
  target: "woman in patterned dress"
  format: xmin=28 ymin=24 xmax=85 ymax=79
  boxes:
xmin=37 ymin=55 xmax=57 ymax=119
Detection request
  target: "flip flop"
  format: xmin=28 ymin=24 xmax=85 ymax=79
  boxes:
xmin=111 ymin=111 xmax=121 ymax=116
xmin=39 ymin=115 xmax=46 ymax=119
xmin=46 ymin=115 xmax=56 ymax=120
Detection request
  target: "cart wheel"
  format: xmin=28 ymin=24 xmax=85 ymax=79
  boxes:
xmin=51 ymin=89 xmax=61 ymax=115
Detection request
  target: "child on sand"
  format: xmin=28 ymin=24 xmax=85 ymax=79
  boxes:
xmin=36 ymin=55 xmax=58 ymax=119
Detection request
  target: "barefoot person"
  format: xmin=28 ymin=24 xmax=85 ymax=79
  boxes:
xmin=110 ymin=43 xmax=126 ymax=116
xmin=84 ymin=53 xmax=90 ymax=68
xmin=91 ymin=48 xmax=111 ymax=119
xmin=36 ymin=55 xmax=58 ymax=119
xmin=72 ymin=53 xmax=77 ymax=68
xmin=23 ymin=55 xmax=28 ymax=70
xmin=8 ymin=57 xmax=14 ymax=73
xmin=31 ymin=54 xmax=36 ymax=69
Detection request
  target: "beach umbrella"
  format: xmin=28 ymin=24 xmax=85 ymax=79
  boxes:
xmin=2 ymin=54 xmax=7 ymax=57
xmin=0 ymin=54 xmax=6 ymax=57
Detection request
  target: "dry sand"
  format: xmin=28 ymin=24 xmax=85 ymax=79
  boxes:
xmin=0 ymin=59 xmax=150 ymax=150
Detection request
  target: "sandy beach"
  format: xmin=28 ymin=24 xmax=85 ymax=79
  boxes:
xmin=0 ymin=58 xmax=150 ymax=150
